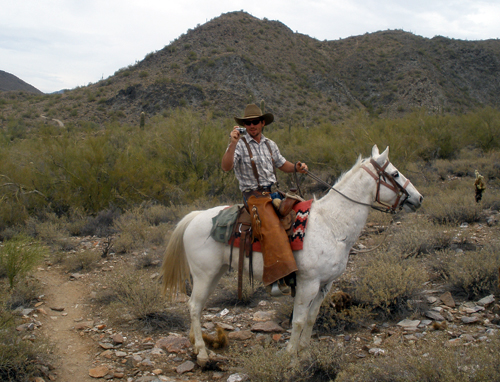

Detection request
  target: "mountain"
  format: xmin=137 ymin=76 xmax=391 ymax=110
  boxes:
xmin=0 ymin=70 xmax=43 ymax=94
xmin=1 ymin=11 xmax=500 ymax=126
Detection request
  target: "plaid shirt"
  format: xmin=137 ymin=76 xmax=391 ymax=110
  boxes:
xmin=230 ymin=135 xmax=286 ymax=191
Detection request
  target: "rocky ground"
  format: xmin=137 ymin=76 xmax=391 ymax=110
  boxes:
xmin=14 ymin=215 xmax=500 ymax=382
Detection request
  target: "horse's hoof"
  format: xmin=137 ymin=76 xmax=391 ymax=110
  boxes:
xmin=196 ymin=355 xmax=209 ymax=367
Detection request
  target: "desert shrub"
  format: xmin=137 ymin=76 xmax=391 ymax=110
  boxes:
xmin=434 ymin=245 xmax=500 ymax=299
xmin=240 ymin=341 xmax=344 ymax=382
xmin=7 ymin=277 xmax=42 ymax=309
xmin=63 ymin=250 xmax=101 ymax=273
xmin=353 ymin=248 xmax=427 ymax=314
xmin=0 ymin=235 xmax=46 ymax=288
xmin=388 ymin=214 xmax=454 ymax=257
xmin=135 ymin=252 xmax=162 ymax=269
xmin=112 ymin=210 xmax=151 ymax=253
xmin=0 ymin=329 xmax=53 ymax=382
xmin=101 ymin=271 xmax=185 ymax=331
xmin=336 ymin=332 xmax=500 ymax=382
xmin=78 ymin=208 xmax=121 ymax=237
xmin=421 ymin=179 xmax=484 ymax=224
xmin=314 ymin=298 xmax=372 ymax=335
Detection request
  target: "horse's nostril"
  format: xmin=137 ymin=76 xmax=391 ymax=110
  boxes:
xmin=420 ymin=196 xmax=424 ymax=203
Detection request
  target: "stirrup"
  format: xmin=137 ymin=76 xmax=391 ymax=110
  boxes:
xmin=269 ymin=281 xmax=291 ymax=297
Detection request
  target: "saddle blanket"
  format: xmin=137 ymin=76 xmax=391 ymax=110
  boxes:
xmin=232 ymin=199 xmax=313 ymax=251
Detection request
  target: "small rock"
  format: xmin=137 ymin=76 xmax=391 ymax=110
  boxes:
xmin=216 ymin=322 xmax=235 ymax=331
xmin=155 ymin=336 xmax=191 ymax=353
xmin=439 ymin=292 xmax=456 ymax=308
xmin=252 ymin=311 xmax=276 ymax=322
xmin=397 ymin=319 xmax=420 ymax=328
xmin=251 ymin=321 xmax=284 ymax=333
xmin=368 ymin=348 xmax=385 ymax=356
xmin=99 ymin=342 xmax=114 ymax=350
xmin=425 ymin=311 xmax=445 ymax=321
xmin=462 ymin=316 xmax=480 ymax=324
xmin=477 ymin=295 xmax=495 ymax=306
xmin=228 ymin=330 xmax=253 ymax=340
xmin=89 ymin=365 xmax=109 ymax=378
xmin=50 ymin=306 xmax=65 ymax=312
xmin=100 ymin=350 xmax=113 ymax=359
xmin=176 ymin=360 xmax=195 ymax=374
xmin=227 ymin=373 xmax=249 ymax=382
xmin=74 ymin=321 xmax=94 ymax=330
xmin=115 ymin=351 xmax=127 ymax=357
xmin=418 ymin=320 xmax=432 ymax=328
xmin=426 ymin=296 xmax=438 ymax=304
xmin=112 ymin=333 xmax=124 ymax=344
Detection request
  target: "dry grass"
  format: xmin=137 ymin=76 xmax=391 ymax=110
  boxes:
xmin=432 ymin=244 xmax=500 ymax=299
xmin=97 ymin=270 xmax=188 ymax=332
xmin=239 ymin=341 xmax=344 ymax=382
xmin=336 ymin=332 xmax=500 ymax=382
xmin=353 ymin=247 xmax=427 ymax=315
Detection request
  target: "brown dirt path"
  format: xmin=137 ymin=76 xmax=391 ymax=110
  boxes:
xmin=36 ymin=266 xmax=96 ymax=382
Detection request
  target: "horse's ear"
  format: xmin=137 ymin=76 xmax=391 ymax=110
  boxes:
xmin=378 ymin=146 xmax=389 ymax=163
xmin=371 ymin=145 xmax=379 ymax=157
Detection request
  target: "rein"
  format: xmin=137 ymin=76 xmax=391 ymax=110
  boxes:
xmin=304 ymin=159 xmax=410 ymax=214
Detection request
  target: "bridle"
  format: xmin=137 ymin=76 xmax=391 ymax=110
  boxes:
xmin=361 ymin=158 xmax=410 ymax=213
xmin=302 ymin=158 xmax=411 ymax=214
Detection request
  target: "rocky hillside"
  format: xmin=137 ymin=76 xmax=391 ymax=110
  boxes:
xmin=2 ymin=11 xmax=500 ymax=126
xmin=0 ymin=70 xmax=42 ymax=94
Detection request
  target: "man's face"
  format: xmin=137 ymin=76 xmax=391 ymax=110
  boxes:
xmin=244 ymin=118 xmax=265 ymax=138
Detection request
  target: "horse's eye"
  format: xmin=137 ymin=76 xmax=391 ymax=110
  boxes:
xmin=392 ymin=172 xmax=399 ymax=178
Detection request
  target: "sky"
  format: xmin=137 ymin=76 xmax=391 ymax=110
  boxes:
xmin=1 ymin=0 xmax=500 ymax=94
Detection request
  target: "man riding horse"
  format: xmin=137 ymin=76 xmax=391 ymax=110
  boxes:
xmin=221 ymin=104 xmax=309 ymax=296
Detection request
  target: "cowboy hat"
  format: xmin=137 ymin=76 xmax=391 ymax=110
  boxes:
xmin=234 ymin=104 xmax=274 ymax=126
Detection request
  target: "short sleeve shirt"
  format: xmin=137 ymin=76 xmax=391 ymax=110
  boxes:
xmin=231 ymin=135 xmax=287 ymax=191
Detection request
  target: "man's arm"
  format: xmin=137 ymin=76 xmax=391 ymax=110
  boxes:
xmin=221 ymin=127 xmax=241 ymax=172
xmin=279 ymin=161 xmax=308 ymax=174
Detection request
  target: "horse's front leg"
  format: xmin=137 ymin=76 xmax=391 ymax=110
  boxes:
xmin=298 ymin=281 xmax=333 ymax=351
xmin=286 ymin=280 xmax=321 ymax=355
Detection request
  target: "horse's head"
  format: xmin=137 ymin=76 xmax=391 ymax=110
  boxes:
xmin=366 ymin=145 xmax=423 ymax=213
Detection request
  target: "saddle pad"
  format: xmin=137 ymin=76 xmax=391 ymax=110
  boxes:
xmin=231 ymin=199 xmax=313 ymax=251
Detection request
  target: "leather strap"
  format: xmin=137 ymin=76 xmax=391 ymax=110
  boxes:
xmin=241 ymin=137 xmax=277 ymax=189
xmin=241 ymin=137 xmax=261 ymax=188
xmin=238 ymin=230 xmax=246 ymax=300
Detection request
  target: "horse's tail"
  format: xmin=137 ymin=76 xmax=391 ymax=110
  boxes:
xmin=161 ymin=210 xmax=202 ymax=298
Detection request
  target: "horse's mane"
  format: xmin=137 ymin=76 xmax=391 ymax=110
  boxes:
xmin=313 ymin=154 xmax=370 ymax=203
xmin=334 ymin=154 xmax=369 ymax=187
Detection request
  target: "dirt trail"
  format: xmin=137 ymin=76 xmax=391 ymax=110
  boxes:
xmin=36 ymin=267 xmax=96 ymax=382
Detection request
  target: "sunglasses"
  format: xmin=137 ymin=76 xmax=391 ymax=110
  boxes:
xmin=243 ymin=119 xmax=262 ymax=126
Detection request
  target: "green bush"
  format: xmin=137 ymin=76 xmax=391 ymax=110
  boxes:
xmin=0 ymin=235 xmax=46 ymax=288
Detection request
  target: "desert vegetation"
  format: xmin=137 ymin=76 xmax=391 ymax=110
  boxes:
xmin=0 ymin=105 xmax=499 ymax=380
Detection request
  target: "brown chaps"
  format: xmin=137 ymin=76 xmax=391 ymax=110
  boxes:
xmin=246 ymin=194 xmax=298 ymax=286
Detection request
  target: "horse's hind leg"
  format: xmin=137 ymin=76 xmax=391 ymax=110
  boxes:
xmin=188 ymin=265 xmax=227 ymax=366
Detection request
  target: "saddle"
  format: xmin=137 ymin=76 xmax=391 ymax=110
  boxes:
xmin=227 ymin=193 xmax=302 ymax=299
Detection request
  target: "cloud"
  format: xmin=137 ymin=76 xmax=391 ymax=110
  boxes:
xmin=1 ymin=0 xmax=499 ymax=93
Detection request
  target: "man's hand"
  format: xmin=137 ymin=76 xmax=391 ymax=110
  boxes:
xmin=295 ymin=161 xmax=308 ymax=174
xmin=229 ymin=126 xmax=242 ymax=144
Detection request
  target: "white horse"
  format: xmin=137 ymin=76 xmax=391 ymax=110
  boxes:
xmin=162 ymin=145 xmax=423 ymax=366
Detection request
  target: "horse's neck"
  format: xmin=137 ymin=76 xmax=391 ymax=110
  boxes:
xmin=312 ymin=166 xmax=374 ymax=241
